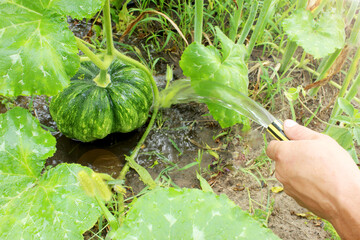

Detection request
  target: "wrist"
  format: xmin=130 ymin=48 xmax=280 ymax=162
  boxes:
xmin=329 ymin=173 xmax=360 ymax=239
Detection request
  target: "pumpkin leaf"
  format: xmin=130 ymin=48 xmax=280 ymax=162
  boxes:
xmin=111 ymin=188 xmax=279 ymax=239
xmin=0 ymin=107 xmax=56 ymax=177
xmin=282 ymin=9 xmax=345 ymax=59
xmin=0 ymin=108 xmax=101 ymax=239
xmin=180 ymin=27 xmax=249 ymax=128
xmin=0 ymin=1 xmax=80 ymax=96
xmin=47 ymin=0 xmax=105 ymax=19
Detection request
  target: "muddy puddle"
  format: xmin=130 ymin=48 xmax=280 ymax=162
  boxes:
xmin=47 ymin=102 xmax=215 ymax=180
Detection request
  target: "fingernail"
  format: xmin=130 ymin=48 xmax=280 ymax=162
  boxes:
xmin=284 ymin=119 xmax=298 ymax=128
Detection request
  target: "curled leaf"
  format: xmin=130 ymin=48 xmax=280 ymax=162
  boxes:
xmin=180 ymin=27 xmax=249 ymax=128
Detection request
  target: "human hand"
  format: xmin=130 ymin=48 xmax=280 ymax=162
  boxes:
xmin=266 ymin=120 xmax=360 ymax=239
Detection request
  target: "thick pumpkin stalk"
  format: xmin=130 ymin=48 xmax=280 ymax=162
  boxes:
xmin=75 ymin=0 xmax=115 ymax=87
xmin=103 ymin=0 xmax=114 ymax=56
xmin=95 ymin=0 xmax=115 ymax=87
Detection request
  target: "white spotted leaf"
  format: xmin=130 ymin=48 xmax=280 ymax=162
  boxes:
xmin=0 ymin=108 xmax=101 ymax=239
xmin=0 ymin=1 xmax=82 ymax=96
xmin=282 ymin=9 xmax=345 ymax=59
xmin=112 ymin=188 xmax=280 ymax=239
xmin=180 ymin=27 xmax=249 ymax=128
xmin=44 ymin=0 xmax=105 ymax=19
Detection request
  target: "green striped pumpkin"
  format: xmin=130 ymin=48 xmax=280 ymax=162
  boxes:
xmin=50 ymin=59 xmax=153 ymax=142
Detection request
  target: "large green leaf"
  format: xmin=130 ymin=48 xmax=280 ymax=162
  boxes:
xmin=45 ymin=0 xmax=105 ymax=19
xmin=0 ymin=108 xmax=101 ymax=239
xmin=282 ymin=9 xmax=345 ymax=59
xmin=111 ymin=188 xmax=280 ymax=239
xmin=0 ymin=0 xmax=106 ymax=96
xmin=180 ymin=27 xmax=249 ymax=128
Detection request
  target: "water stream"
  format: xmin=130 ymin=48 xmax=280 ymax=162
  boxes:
xmin=160 ymin=79 xmax=276 ymax=128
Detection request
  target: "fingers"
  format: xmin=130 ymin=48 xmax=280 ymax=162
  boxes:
xmin=266 ymin=140 xmax=283 ymax=161
xmin=283 ymin=120 xmax=325 ymax=141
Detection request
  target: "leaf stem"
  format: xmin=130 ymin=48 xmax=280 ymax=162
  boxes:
xmin=95 ymin=196 xmax=120 ymax=231
xmin=345 ymin=71 xmax=360 ymax=102
xmin=117 ymin=193 xmax=125 ymax=224
xmin=194 ymin=0 xmax=204 ymax=43
xmin=237 ymin=0 xmax=258 ymax=45
xmin=346 ymin=0 xmax=359 ymax=25
xmin=103 ymin=0 xmax=114 ymax=55
xmin=279 ymin=41 xmax=298 ymax=73
xmin=349 ymin=11 xmax=360 ymax=45
xmin=76 ymin=38 xmax=107 ymax=70
xmin=288 ymin=100 xmax=297 ymax=121
xmin=246 ymin=0 xmax=274 ymax=60
xmin=77 ymin=37 xmax=102 ymax=51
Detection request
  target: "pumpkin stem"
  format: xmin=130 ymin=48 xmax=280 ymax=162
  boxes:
xmin=94 ymin=70 xmax=111 ymax=87
xmin=103 ymin=0 xmax=115 ymax=56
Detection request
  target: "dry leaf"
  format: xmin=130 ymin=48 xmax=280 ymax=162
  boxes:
xmin=271 ymin=186 xmax=284 ymax=193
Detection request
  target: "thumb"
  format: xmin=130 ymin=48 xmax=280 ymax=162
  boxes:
xmin=283 ymin=120 xmax=324 ymax=140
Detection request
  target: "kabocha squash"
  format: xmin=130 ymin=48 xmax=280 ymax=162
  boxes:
xmin=50 ymin=59 xmax=153 ymax=142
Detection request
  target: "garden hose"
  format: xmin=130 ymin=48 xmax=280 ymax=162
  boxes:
xmin=267 ymin=119 xmax=289 ymax=141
